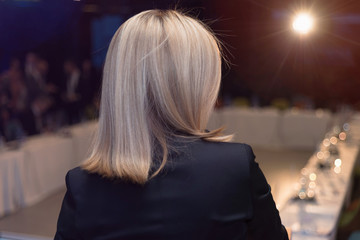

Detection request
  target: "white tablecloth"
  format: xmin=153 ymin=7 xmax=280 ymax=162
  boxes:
xmin=0 ymin=121 xmax=97 ymax=217
xmin=208 ymin=107 xmax=279 ymax=146
xmin=0 ymin=151 xmax=25 ymax=217
xmin=208 ymin=107 xmax=332 ymax=150
xmin=68 ymin=121 xmax=97 ymax=166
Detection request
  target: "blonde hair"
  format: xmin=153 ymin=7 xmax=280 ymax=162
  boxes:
xmin=82 ymin=9 xmax=231 ymax=184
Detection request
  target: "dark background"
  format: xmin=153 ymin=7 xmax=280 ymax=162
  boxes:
xmin=1 ymin=0 xmax=360 ymax=109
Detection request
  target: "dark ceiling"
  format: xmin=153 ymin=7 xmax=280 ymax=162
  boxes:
xmin=1 ymin=0 xmax=360 ymax=107
xmin=211 ymin=0 xmax=360 ymax=106
xmin=86 ymin=0 xmax=360 ymax=106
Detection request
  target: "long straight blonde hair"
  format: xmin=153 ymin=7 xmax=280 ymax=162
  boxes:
xmin=82 ymin=9 xmax=231 ymax=184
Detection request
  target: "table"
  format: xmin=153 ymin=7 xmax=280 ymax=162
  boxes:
xmin=0 ymin=111 xmax=358 ymax=239
xmin=68 ymin=121 xmax=98 ymax=166
xmin=0 ymin=151 xmax=25 ymax=217
xmin=0 ymin=121 xmax=97 ymax=217
xmin=208 ymin=107 xmax=332 ymax=150
xmin=279 ymin=118 xmax=360 ymax=240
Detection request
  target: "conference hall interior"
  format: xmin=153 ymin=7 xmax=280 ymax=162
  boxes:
xmin=0 ymin=0 xmax=360 ymax=239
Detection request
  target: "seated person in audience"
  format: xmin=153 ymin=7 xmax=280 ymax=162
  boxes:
xmin=79 ymin=58 xmax=100 ymax=119
xmin=62 ymin=59 xmax=82 ymax=124
xmin=55 ymin=9 xmax=289 ymax=240
xmin=25 ymin=52 xmax=44 ymax=103
xmin=0 ymin=108 xmax=24 ymax=142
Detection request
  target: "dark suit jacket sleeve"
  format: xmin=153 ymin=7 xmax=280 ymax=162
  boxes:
xmin=245 ymin=145 xmax=289 ymax=240
xmin=54 ymin=171 xmax=81 ymax=240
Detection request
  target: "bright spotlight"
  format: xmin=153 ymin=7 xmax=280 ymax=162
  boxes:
xmin=292 ymin=13 xmax=314 ymax=34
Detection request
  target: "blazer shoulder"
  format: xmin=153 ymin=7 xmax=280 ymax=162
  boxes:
xmin=220 ymin=141 xmax=254 ymax=153
xmin=67 ymin=166 xmax=88 ymax=182
xmin=198 ymin=140 xmax=255 ymax=159
xmin=65 ymin=166 xmax=95 ymax=194
xmin=191 ymin=141 xmax=256 ymax=177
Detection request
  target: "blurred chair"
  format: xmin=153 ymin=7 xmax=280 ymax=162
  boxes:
xmin=339 ymin=197 xmax=360 ymax=225
xmin=271 ymin=98 xmax=290 ymax=111
xmin=232 ymin=97 xmax=250 ymax=107
xmin=338 ymin=167 xmax=360 ymax=240
xmin=349 ymin=231 xmax=360 ymax=240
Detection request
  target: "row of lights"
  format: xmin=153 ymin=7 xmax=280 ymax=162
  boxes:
xmin=296 ymin=123 xmax=349 ymax=200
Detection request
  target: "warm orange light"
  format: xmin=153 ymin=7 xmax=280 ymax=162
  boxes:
xmin=292 ymin=13 xmax=314 ymax=34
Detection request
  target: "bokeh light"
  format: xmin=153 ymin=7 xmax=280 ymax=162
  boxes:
xmin=309 ymin=173 xmax=317 ymax=181
xmin=292 ymin=13 xmax=314 ymax=34
xmin=339 ymin=132 xmax=347 ymax=141
xmin=334 ymin=158 xmax=342 ymax=167
xmin=334 ymin=166 xmax=341 ymax=174
xmin=323 ymin=138 xmax=330 ymax=147
xmin=330 ymin=136 xmax=338 ymax=145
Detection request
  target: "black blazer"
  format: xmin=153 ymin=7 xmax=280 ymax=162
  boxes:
xmin=55 ymin=140 xmax=288 ymax=240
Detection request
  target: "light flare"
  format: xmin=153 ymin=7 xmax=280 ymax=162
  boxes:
xmin=292 ymin=13 xmax=314 ymax=34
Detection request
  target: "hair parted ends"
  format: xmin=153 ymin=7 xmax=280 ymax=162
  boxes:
xmin=82 ymin=9 xmax=232 ymax=184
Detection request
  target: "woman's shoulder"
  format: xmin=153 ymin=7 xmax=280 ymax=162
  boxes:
xmin=67 ymin=166 xmax=89 ymax=180
xmin=183 ymin=140 xmax=256 ymax=176
xmin=65 ymin=166 xmax=103 ymax=192
xmin=194 ymin=140 xmax=255 ymax=159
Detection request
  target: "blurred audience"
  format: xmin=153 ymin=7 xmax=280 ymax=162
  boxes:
xmin=80 ymin=59 xmax=100 ymax=120
xmin=0 ymin=53 xmax=100 ymax=143
xmin=62 ymin=59 xmax=82 ymax=125
xmin=0 ymin=51 xmax=321 ymax=143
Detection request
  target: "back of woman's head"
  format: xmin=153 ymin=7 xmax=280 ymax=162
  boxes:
xmin=82 ymin=9 xmax=231 ymax=184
